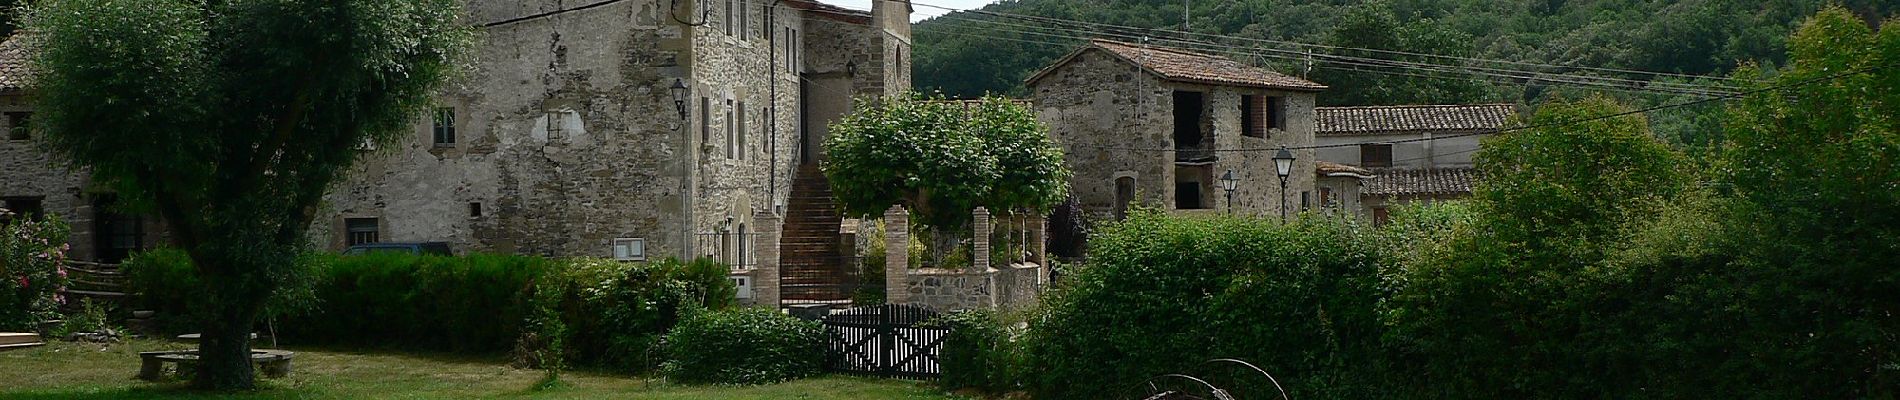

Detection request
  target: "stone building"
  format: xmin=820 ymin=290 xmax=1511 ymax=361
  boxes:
xmin=1312 ymin=103 xmax=1514 ymax=222
xmin=307 ymin=0 xmax=910 ymax=267
xmin=1027 ymin=40 xmax=1327 ymax=219
xmin=0 ymin=36 xmax=168 ymax=264
xmin=0 ymin=0 xmax=912 ymax=292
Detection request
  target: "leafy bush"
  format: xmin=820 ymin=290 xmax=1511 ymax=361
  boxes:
xmin=121 ymin=248 xmax=319 ymax=335
xmin=1025 ymin=208 xmax=1389 ymax=400
xmin=661 ymin=308 xmax=824 ymax=385
xmin=0 ymin=211 xmax=70 ymax=331
xmin=282 ymin=252 xmax=554 ymax=352
xmin=930 ymin=309 xmax=1022 ymax=394
xmin=522 ymin=257 xmax=737 ymax=371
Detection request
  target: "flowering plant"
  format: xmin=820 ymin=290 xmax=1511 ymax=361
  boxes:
xmin=1 ymin=207 xmax=71 ymax=331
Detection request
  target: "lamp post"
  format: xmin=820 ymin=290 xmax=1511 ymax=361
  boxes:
xmin=670 ymin=78 xmax=690 ymax=124
xmin=1220 ymin=169 xmax=1237 ymax=214
xmin=1272 ymin=145 xmax=1295 ymax=220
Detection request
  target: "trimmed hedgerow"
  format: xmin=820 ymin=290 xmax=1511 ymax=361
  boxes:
xmin=284 ymin=252 xmax=553 ymax=352
xmin=661 ymin=307 xmax=824 ymax=385
xmin=519 ymin=257 xmax=736 ymax=371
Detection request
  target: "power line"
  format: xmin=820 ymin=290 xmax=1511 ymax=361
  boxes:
xmin=480 ymin=0 xmax=637 ymax=28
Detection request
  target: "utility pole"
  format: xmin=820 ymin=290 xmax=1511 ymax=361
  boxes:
xmin=1183 ymin=0 xmax=1190 ymax=31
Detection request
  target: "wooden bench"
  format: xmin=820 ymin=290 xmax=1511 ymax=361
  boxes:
xmin=137 ymin=349 xmax=294 ymax=381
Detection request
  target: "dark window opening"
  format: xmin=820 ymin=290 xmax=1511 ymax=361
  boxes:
xmin=1267 ymin=96 xmax=1287 ymax=130
xmin=1320 ymin=187 xmax=1335 ymax=208
xmin=1301 ymin=191 xmax=1311 ymax=211
xmin=1373 ymin=207 xmax=1391 ymax=226
xmin=1361 ymin=144 xmax=1393 ymax=168
xmin=432 ymin=108 xmax=456 ymax=146
xmin=1241 ymin=95 xmax=1263 ymax=138
xmin=345 ymin=218 xmax=380 ymax=246
xmin=1173 ymin=91 xmax=1209 ymax=162
xmin=700 ymin=97 xmax=711 ymax=144
xmin=1175 ymin=182 xmax=1204 ymax=210
xmin=1 ymin=196 xmax=44 ymax=223
xmin=1114 ymin=177 xmax=1135 ymax=220
xmin=468 ymin=202 xmax=482 ymax=218
xmin=725 ymin=99 xmax=736 ymax=159
xmin=6 ymin=112 xmax=30 ymax=140
xmin=737 ymin=101 xmax=747 ymax=160
xmin=92 ymin=195 xmax=144 ymax=264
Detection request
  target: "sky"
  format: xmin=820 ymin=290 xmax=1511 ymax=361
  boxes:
xmin=826 ymin=0 xmax=1001 ymax=22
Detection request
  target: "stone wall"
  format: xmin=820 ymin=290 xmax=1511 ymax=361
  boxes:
xmin=885 ymin=206 xmax=1047 ymax=312
xmin=0 ymin=93 xmax=167 ymax=263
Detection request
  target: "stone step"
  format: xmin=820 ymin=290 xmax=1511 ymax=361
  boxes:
xmin=0 ymin=332 xmax=42 ymax=346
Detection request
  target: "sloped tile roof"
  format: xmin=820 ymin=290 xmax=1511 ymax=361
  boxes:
xmin=1363 ymin=168 xmax=1479 ymax=196
xmin=784 ymin=0 xmax=871 ymax=24
xmin=1316 ymin=161 xmax=1373 ymax=178
xmin=1316 ymin=104 xmax=1515 ymax=136
xmin=0 ymin=35 xmax=29 ymax=93
xmin=1026 ymin=39 xmax=1327 ymax=92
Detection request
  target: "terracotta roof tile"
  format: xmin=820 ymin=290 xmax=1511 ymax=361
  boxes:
xmin=1027 ymin=39 xmax=1326 ymax=92
xmin=1317 ymin=104 xmax=1515 ymax=136
xmin=1316 ymin=161 xmax=1373 ymax=178
xmin=0 ymin=35 xmax=29 ymax=93
xmin=1363 ymin=168 xmax=1479 ymax=196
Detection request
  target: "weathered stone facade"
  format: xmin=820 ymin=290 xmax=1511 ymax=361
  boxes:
xmin=310 ymin=0 xmax=912 ymax=267
xmin=0 ymin=38 xmax=167 ymax=264
xmin=1029 ymin=41 xmax=1326 ymax=219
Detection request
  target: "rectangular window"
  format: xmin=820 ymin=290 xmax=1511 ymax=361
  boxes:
xmin=737 ymin=101 xmax=747 ymax=161
xmin=1268 ymin=96 xmax=1287 ymax=130
xmin=1 ymin=196 xmax=44 ymax=222
xmin=1373 ymin=207 xmax=1391 ymax=226
xmin=614 ymin=238 xmax=646 ymax=261
xmin=1319 ymin=187 xmax=1335 ymax=208
xmin=468 ymin=202 xmax=482 ymax=218
xmin=6 ymin=112 xmax=30 ymax=140
xmin=1175 ymin=182 xmax=1204 ymax=210
xmin=700 ymin=97 xmax=711 ymax=144
xmin=345 ymin=218 xmax=379 ymax=246
xmin=432 ymin=108 xmax=455 ymax=146
xmin=740 ymin=0 xmax=749 ymax=39
xmin=1361 ymin=144 xmax=1393 ymax=168
xmin=724 ymin=0 xmax=734 ymax=35
xmin=1241 ymin=95 xmax=1262 ymax=138
xmin=725 ymin=99 xmax=736 ymax=160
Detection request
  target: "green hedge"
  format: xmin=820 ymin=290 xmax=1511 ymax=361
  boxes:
xmin=661 ymin=308 xmax=824 ymax=385
xmin=929 ymin=309 xmax=1022 ymax=394
xmin=1024 ymin=208 xmax=1390 ymax=400
xmin=125 ymin=250 xmax=737 ymax=370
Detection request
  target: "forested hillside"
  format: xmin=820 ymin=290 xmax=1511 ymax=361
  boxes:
xmin=914 ymin=0 xmax=1896 ymax=107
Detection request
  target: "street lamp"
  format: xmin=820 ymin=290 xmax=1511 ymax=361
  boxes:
xmin=1273 ymin=145 xmax=1295 ymax=220
xmin=670 ymin=78 xmax=690 ymax=124
xmin=1219 ymin=169 xmax=1237 ymax=214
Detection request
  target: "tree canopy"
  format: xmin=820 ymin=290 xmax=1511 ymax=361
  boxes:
xmin=823 ymin=94 xmax=1070 ymax=232
xmin=25 ymin=0 xmax=469 ymax=389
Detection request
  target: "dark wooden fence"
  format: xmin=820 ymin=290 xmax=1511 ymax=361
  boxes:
xmin=821 ymin=304 xmax=946 ymax=379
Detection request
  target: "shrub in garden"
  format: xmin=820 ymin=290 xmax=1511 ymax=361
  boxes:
xmin=522 ymin=257 xmax=738 ymax=371
xmin=282 ymin=252 xmax=554 ymax=352
xmin=0 ymin=210 xmax=70 ymax=331
xmin=661 ymin=307 xmax=824 ymax=385
xmin=1024 ymin=208 xmax=1389 ymax=400
xmin=122 ymin=248 xmax=319 ymax=336
xmin=930 ymin=309 xmax=1022 ymax=394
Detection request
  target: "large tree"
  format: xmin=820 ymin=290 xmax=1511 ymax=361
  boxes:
xmin=25 ymin=0 xmax=468 ymax=389
xmin=823 ymin=94 xmax=1069 ymax=263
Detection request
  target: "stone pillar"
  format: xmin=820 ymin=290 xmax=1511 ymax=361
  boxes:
xmin=1031 ymin=214 xmax=1048 ymax=284
xmin=972 ymin=207 xmax=991 ymax=273
xmin=752 ymin=210 xmax=781 ymax=308
xmin=884 ymin=206 xmax=910 ymax=305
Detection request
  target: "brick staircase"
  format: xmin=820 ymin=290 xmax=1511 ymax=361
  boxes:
xmin=779 ymin=164 xmax=851 ymax=302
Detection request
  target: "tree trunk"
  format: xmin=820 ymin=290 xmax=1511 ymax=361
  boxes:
xmin=193 ymin=288 xmax=264 ymax=390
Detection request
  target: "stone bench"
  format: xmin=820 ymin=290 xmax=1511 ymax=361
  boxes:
xmin=137 ymin=349 xmax=294 ymax=381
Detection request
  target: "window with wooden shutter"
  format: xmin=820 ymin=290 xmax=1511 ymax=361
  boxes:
xmin=1241 ymin=95 xmax=1263 ymax=138
xmin=1361 ymin=144 xmax=1393 ymax=168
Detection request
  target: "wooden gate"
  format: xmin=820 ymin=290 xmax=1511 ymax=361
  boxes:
xmin=821 ymin=304 xmax=946 ymax=378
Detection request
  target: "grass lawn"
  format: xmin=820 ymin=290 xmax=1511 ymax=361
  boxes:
xmin=0 ymin=340 xmax=967 ymax=399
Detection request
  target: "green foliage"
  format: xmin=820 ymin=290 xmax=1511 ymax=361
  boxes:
xmin=914 ymin=0 xmax=1894 ymax=103
xmin=1025 ymin=208 xmax=1389 ymax=400
xmin=661 ymin=308 xmax=825 ymax=386
xmin=1473 ymin=95 xmax=1686 ymax=246
xmin=0 ymin=210 xmax=69 ymax=331
xmin=823 ymin=94 xmax=1070 ymax=231
xmin=1308 ymin=1 xmax=1499 ymax=106
xmin=524 ymin=257 xmax=738 ymax=371
xmin=928 ymin=309 xmax=1022 ymax=394
xmin=121 ymin=248 xmax=203 ymax=333
xmin=284 ymin=253 xmax=552 ymax=353
xmin=51 ymin=298 xmax=113 ymax=337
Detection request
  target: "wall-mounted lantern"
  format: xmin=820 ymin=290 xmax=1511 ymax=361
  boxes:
xmin=670 ymin=79 xmax=690 ymax=124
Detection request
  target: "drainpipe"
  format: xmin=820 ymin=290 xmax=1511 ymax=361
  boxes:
xmin=767 ymin=0 xmax=784 ymax=214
